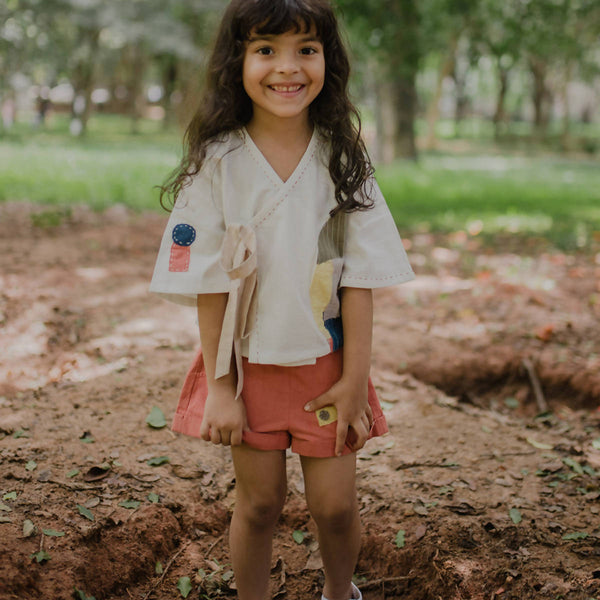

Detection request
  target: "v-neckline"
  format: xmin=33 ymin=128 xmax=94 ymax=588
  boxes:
xmin=242 ymin=127 xmax=318 ymax=188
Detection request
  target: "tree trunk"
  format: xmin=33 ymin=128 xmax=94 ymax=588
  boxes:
xmin=561 ymin=61 xmax=573 ymax=151
xmin=386 ymin=0 xmax=420 ymax=160
xmin=70 ymin=30 xmax=100 ymax=137
xmin=128 ymin=43 xmax=148 ymax=135
xmin=160 ymin=55 xmax=178 ymax=131
xmin=424 ymin=38 xmax=457 ymax=150
xmin=374 ymin=80 xmax=396 ymax=164
xmin=453 ymin=58 xmax=469 ymax=129
xmin=493 ymin=65 xmax=510 ymax=140
xmin=391 ymin=75 xmax=418 ymax=160
xmin=530 ymin=56 xmax=550 ymax=141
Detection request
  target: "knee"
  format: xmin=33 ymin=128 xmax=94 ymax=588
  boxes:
xmin=309 ymin=497 xmax=357 ymax=533
xmin=236 ymin=488 xmax=286 ymax=529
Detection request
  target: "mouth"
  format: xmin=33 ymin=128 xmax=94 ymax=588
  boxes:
xmin=268 ymin=84 xmax=305 ymax=93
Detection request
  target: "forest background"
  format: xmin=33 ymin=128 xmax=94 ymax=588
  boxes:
xmin=1 ymin=0 xmax=599 ymax=251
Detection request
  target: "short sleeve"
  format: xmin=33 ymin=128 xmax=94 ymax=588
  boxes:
xmin=149 ymin=159 xmax=230 ymax=306
xmin=340 ymin=179 xmax=415 ymax=289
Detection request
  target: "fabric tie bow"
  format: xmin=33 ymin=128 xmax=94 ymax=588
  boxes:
xmin=215 ymin=224 xmax=258 ymax=399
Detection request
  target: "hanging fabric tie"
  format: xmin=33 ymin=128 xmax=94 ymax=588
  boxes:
xmin=214 ymin=223 xmax=258 ymax=399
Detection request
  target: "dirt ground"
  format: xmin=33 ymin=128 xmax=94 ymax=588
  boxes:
xmin=0 ymin=203 xmax=599 ymax=600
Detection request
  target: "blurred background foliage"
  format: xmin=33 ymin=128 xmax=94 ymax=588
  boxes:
xmin=1 ymin=0 xmax=599 ymax=249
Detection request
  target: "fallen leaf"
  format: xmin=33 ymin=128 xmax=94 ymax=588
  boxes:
xmin=22 ymin=519 xmax=35 ymax=537
xmin=83 ymin=466 xmax=111 ymax=482
xmin=562 ymin=531 xmax=588 ymax=541
xmin=395 ymin=530 xmax=406 ymax=548
xmin=177 ymin=576 xmax=193 ymax=598
xmin=562 ymin=457 xmax=584 ymax=475
xmin=412 ymin=500 xmax=429 ymax=516
xmin=25 ymin=460 xmax=37 ymax=471
xmin=304 ymin=549 xmax=323 ymax=570
xmin=292 ymin=530 xmax=305 ymax=544
xmin=42 ymin=528 xmax=65 ymax=537
xmin=155 ymin=561 xmax=163 ymax=574
xmin=3 ymin=492 xmax=17 ymax=501
xmin=147 ymin=456 xmax=170 ymax=467
xmin=414 ymin=524 xmax=427 ymax=540
xmin=0 ymin=502 xmax=12 ymax=512
xmin=443 ymin=502 xmax=485 ymax=515
xmin=148 ymin=493 xmax=159 ymax=503
xmin=66 ymin=469 xmax=80 ymax=478
xmin=118 ymin=500 xmax=141 ymax=509
xmin=526 ymin=438 xmax=553 ymax=451
xmin=146 ymin=406 xmax=167 ymax=429
xmin=76 ymin=504 xmax=94 ymax=521
xmin=509 ymin=508 xmax=522 ymax=524
xmin=30 ymin=550 xmax=51 ymax=563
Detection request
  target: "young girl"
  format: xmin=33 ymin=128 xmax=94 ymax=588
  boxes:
xmin=150 ymin=1 xmax=414 ymax=599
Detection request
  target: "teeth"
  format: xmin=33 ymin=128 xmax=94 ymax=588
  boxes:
xmin=271 ymin=85 xmax=302 ymax=92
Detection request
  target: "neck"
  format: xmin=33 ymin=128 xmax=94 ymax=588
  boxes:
xmin=246 ymin=112 xmax=313 ymax=145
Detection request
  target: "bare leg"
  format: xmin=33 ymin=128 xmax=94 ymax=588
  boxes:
xmin=301 ymin=453 xmax=360 ymax=600
xmin=230 ymin=445 xmax=287 ymax=600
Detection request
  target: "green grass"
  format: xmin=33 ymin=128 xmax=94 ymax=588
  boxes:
xmin=0 ymin=114 xmax=181 ymax=211
xmin=378 ymin=154 xmax=600 ymax=250
xmin=1 ymin=114 xmax=599 ymax=250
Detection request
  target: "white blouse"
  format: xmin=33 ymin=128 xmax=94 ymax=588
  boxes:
xmin=150 ymin=128 xmax=414 ymax=369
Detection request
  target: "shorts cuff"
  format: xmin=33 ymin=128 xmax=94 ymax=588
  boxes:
xmin=242 ymin=430 xmax=290 ymax=452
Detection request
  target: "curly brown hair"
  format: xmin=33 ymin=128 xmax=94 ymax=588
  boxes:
xmin=160 ymin=0 xmax=374 ymax=216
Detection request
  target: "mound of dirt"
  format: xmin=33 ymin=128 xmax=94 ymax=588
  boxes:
xmin=0 ymin=203 xmax=599 ymax=600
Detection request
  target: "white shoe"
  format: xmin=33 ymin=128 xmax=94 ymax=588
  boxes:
xmin=321 ymin=582 xmax=362 ymax=600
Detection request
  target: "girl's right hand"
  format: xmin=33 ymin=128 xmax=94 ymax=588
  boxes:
xmin=199 ymin=383 xmax=248 ymax=447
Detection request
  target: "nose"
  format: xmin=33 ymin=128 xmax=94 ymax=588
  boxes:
xmin=275 ymin=51 xmax=300 ymax=74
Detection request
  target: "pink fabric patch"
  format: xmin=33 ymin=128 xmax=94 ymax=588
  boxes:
xmin=169 ymin=244 xmax=190 ymax=272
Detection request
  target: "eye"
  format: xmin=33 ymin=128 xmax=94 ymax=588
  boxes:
xmin=257 ymin=46 xmax=274 ymax=56
xmin=300 ymin=47 xmax=318 ymax=55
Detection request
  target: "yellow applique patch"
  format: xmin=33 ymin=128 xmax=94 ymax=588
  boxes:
xmin=316 ymin=405 xmax=338 ymax=427
xmin=310 ymin=261 xmax=335 ymax=338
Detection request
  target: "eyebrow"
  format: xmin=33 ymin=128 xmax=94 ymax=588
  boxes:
xmin=247 ymin=34 xmax=321 ymax=44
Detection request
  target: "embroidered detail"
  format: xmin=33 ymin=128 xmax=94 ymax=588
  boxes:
xmin=169 ymin=224 xmax=196 ymax=272
xmin=172 ymin=223 xmax=196 ymax=247
xmin=169 ymin=245 xmax=191 ymax=272
xmin=317 ymin=405 xmax=338 ymax=427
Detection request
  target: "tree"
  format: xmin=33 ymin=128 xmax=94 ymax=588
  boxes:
xmin=337 ymin=0 xmax=421 ymax=161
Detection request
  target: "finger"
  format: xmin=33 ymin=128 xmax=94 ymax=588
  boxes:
xmin=230 ymin=428 xmax=243 ymax=447
xmin=210 ymin=427 xmax=222 ymax=445
xmin=199 ymin=419 xmax=211 ymax=442
xmin=220 ymin=430 xmax=231 ymax=447
xmin=304 ymin=391 xmax=331 ymax=413
xmin=351 ymin=421 xmax=369 ymax=451
xmin=361 ymin=414 xmax=370 ymax=433
xmin=335 ymin=420 xmax=349 ymax=457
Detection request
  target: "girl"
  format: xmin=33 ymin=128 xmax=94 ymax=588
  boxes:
xmin=150 ymin=1 xmax=414 ymax=599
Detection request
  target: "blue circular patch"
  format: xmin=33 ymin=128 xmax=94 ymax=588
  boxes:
xmin=172 ymin=224 xmax=196 ymax=247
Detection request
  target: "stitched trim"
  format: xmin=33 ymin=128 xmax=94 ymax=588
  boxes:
xmin=252 ymin=144 xmax=317 ymax=230
xmin=342 ymin=271 xmax=414 ymax=282
xmin=241 ymin=134 xmax=282 ymax=189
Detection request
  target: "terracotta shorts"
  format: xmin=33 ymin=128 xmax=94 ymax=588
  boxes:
xmin=172 ymin=349 xmax=388 ymax=458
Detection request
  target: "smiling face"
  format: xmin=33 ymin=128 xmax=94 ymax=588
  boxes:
xmin=242 ymin=25 xmax=325 ymax=129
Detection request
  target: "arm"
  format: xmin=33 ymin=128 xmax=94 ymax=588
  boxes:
xmin=305 ymin=287 xmax=374 ymax=456
xmin=196 ymin=293 xmax=247 ymax=446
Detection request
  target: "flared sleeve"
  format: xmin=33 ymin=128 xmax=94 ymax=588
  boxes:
xmin=340 ymin=178 xmax=415 ymax=289
xmin=149 ymin=158 xmax=230 ymax=306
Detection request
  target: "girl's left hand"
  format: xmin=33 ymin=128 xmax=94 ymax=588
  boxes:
xmin=304 ymin=378 xmax=373 ymax=457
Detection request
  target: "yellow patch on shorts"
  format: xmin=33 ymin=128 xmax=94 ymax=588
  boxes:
xmin=316 ymin=405 xmax=338 ymax=427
